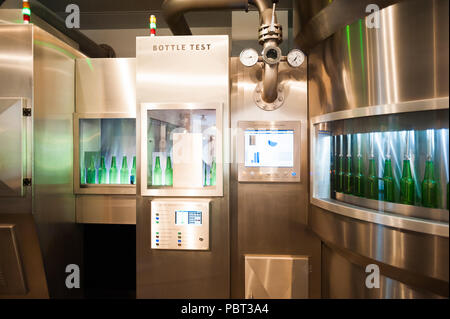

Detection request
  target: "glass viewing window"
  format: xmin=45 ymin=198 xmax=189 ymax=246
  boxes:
xmin=146 ymin=108 xmax=218 ymax=190
xmin=79 ymin=118 xmax=136 ymax=186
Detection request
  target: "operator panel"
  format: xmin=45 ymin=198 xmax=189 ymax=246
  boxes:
xmin=238 ymin=121 xmax=301 ymax=182
xmin=151 ymin=199 xmax=210 ymax=250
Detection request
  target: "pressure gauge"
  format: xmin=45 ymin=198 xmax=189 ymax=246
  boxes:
xmin=287 ymin=49 xmax=305 ymax=68
xmin=240 ymin=48 xmax=259 ymax=67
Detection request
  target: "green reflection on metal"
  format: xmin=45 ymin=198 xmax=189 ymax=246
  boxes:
xmin=33 ymin=40 xmax=76 ymax=60
xmin=358 ymin=19 xmax=367 ymax=100
xmin=85 ymin=58 xmax=94 ymax=71
xmin=346 ymin=25 xmax=353 ymax=74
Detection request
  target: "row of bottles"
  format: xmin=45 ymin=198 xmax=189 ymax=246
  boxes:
xmin=151 ymin=156 xmax=217 ymax=187
xmin=85 ymin=155 xmax=136 ymax=185
xmin=331 ymin=133 xmax=449 ymax=209
xmin=152 ymin=156 xmax=173 ymax=186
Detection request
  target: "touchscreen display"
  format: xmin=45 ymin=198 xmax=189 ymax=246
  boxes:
xmin=244 ymin=129 xmax=294 ymax=167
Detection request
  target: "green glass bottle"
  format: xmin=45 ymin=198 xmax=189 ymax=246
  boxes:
xmin=344 ymin=156 xmax=353 ymax=194
xmin=86 ymin=156 xmax=96 ymax=184
xmin=130 ymin=156 xmax=136 ymax=185
xmin=98 ymin=156 xmax=107 ymax=184
xmin=120 ymin=156 xmax=129 ymax=184
xmin=353 ymin=155 xmax=365 ymax=197
xmin=383 ymin=158 xmax=395 ymax=202
xmin=366 ymin=158 xmax=379 ymax=200
xmin=421 ymin=160 xmax=438 ymax=208
xmin=165 ymin=156 xmax=173 ymax=186
xmin=399 ymin=159 xmax=415 ymax=205
xmin=153 ymin=156 xmax=162 ymax=186
xmin=336 ymin=154 xmax=344 ymax=193
xmin=109 ymin=156 xmax=119 ymax=184
xmin=210 ymin=159 xmax=216 ymax=186
xmin=204 ymin=162 xmax=209 ymax=187
xmin=330 ymin=137 xmax=337 ymax=198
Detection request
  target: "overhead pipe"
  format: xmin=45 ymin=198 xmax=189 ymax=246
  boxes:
xmin=162 ymin=0 xmax=282 ymax=105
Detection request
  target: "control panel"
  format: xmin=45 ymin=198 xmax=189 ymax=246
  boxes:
xmin=238 ymin=121 xmax=301 ymax=182
xmin=151 ymin=199 xmax=210 ymax=250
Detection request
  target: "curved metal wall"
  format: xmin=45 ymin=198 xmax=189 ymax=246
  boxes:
xmin=305 ymin=0 xmax=449 ymax=298
xmin=308 ymin=0 xmax=449 ymax=118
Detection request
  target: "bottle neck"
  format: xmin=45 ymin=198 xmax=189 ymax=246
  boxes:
xmin=424 ymin=160 xmax=435 ymax=180
xmin=402 ymin=159 xmax=412 ymax=179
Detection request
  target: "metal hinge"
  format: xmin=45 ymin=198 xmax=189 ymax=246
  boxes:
xmin=22 ymin=108 xmax=32 ymax=117
xmin=23 ymin=178 xmax=32 ymax=186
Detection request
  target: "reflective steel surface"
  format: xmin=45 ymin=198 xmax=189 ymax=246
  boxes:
xmin=308 ymin=0 xmax=449 ymax=118
xmin=76 ymin=58 xmax=136 ymax=115
xmin=245 ymin=255 xmax=309 ymax=299
xmin=230 ymin=57 xmax=322 ymax=298
xmin=306 ymin=0 xmax=449 ymax=298
xmin=32 ymin=26 xmax=85 ymax=298
xmin=136 ymin=36 xmax=230 ymax=298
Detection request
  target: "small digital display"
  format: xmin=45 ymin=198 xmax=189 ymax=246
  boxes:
xmin=175 ymin=210 xmax=202 ymax=225
xmin=244 ymin=129 xmax=294 ymax=167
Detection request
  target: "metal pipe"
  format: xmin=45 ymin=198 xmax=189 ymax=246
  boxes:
xmin=162 ymin=0 xmax=280 ymax=104
xmin=162 ymin=0 xmax=250 ymax=35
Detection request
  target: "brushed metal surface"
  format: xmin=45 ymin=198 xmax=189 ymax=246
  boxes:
xmin=295 ymin=0 xmax=405 ymax=51
xmin=32 ymin=26 xmax=85 ymax=298
xmin=136 ymin=36 xmax=230 ymax=298
xmin=230 ymin=57 xmax=322 ymax=298
xmin=75 ymin=58 xmax=136 ymax=114
xmin=237 ymin=121 xmax=301 ymax=183
xmin=151 ymin=199 xmax=210 ymax=250
xmin=321 ymin=243 xmax=445 ymax=299
xmin=0 ymin=214 xmax=48 ymax=299
xmin=335 ymin=192 xmax=449 ymax=223
xmin=245 ymin=255 xmax=309 ymax=299
xmin=310 ymin=206 xmax=449 ymax=287
xmin=0 ymin=224 xmax=27 ymax=295
xmin=308 ymin=0 xmax=449 ymax=118
xmin=0 ymin=24 xmax=33 ymax=99
xmin=76 ymin=195 xmax=136 ymax=225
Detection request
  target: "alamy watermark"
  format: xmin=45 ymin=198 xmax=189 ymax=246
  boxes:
xmin=365 ymin=264 xmax=380 ymax=289
xmin=366 ymin=4 xmax=381 ymax=29
xmin=65 ymin=264 xmax=80 ymax=289
xmin=65 ymin=4 xmax=80 ymax=29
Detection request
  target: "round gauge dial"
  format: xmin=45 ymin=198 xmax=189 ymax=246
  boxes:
xmin=240 ymin=48 xmax=259 ymax=67
xmin=287 ymin=49 xmax=305 ymax=68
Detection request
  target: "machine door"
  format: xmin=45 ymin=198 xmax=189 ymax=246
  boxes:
xmin=0 ymin=98 xmax=30 ymax=197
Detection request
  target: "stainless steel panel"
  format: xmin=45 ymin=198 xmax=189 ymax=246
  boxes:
xmin=0 ymin=214 xmax=48 ymax=299
xmin=136 ymin=36 xmax=230 ymax=299
xmin=0 ymin=99 xmax=26 ymax=197
xmin=76 ymin=195 xmax=136 ymax=225
xmin=245 ymin=255 xmax=309 ymax=299
xmin=308 ymin=0 xmax=449 ymax=118
xmin=75 ymin=58 xmax=136 ymax=114
xmin=237 ymin=121 xmax=301 ymax=183
xmin=0 ymin=224 xmax=27 ymax=295
xmin=32 ymin=26 xmax=85 ymax=298
xmin=310 ymin=206 xmax=449 ymax=287
xmin=322 ymin=243 xmax=445 ymax=299
xmin=0 ymin=24 xmax=33 ymax=99
xmin=335 ymin=192 xmax=448 ymax=223
xmin=151 ymin=199 xmax=210 ymax=250
xmin=230 ymin=58 xmax=322 ymax=298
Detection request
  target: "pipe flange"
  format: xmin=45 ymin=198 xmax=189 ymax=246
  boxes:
xmin=253 ymin=83 xmax=285 ymax=111
xmin=258 ymin=23 xmax=283 ymax=45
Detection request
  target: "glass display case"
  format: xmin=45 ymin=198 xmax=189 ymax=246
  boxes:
xmin=140 ymin=103 xmax=223 ymax=197
xmin=74 ymin=113 xmax=136 ymax=194
xmin=311 ymin=109 xmax=449 ymax=223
